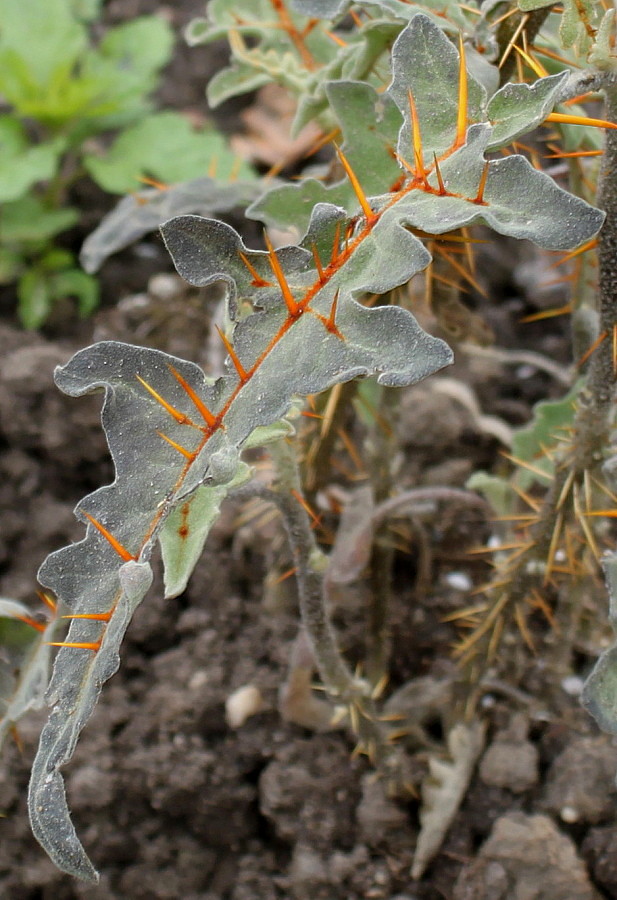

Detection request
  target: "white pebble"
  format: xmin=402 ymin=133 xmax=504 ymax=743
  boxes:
xmin=445 ymin=571 xmax=472 ymax=591
xmin=225 ymin=684 xmax=265 ymax=729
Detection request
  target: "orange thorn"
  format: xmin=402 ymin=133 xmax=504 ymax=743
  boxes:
xmin=337 ymin=426 xmax=365 ymax=474
xmin=545 ymin=112 xmax=617 ymax=130
xmin=325 ymin=289 xmax=343 ymax=339
xmin=263 ymin=232 xmax=301 ymax=317
xmin=304 ymin=127 xmax=341 ymax=161
xmin=37 ymin=590 xmax=57 ymax=613
xmin=15 ymin=615 xmax=46 ymax=633
xmin=437 ymin=247 xmax=488 ymax=297
xmin=290 ymin=488 xmax=322 ymax=528
xmin=349 ymin=8 xmax=363 ymax=27
xmin=311 ymin=243 xmax=325 ymax=281
xmin=550 ymin=238 xmax=597 ymax=268
xmin=520 ymin=303 xmax=572 ymax=323
xmin=81 ymin=511 xmax=136 ymax=562
xmin=273 ymin=566 xmax=297 ymax=585
xmin=136 ymin=375 xmax=197 ymax=428
xmin=536 ymin=46 xmax=581 ymax=69
xmin=215 ymin=325 xmax=249 ymax=383
xmin=335 ymin=146 xmax=376 ymax=223
xmin=528 ymin=588 xmax=558 ymax=630
xmin=138 ymin=176 xmax=169 ymax=191
xmin=330 ymin=221 xmax=342 ymax=265
xmin=157 ymin=431 xmax=196 ymax=461
xmin=407 ymin=91 xmax=427 ymax=183
xmin=473 ymin=161 xmax=490 ymax=205
xmin=433 ymin=153 xmax=447 ymax=194
xmin=325 ymin=29 xmax=347 ymax=46
xmin=544 ymin=510 xmax=563 ymax=585
xmin=394 ymin=151 xmax=417 ymax=179
xmin=512 ymin=43 xmax=549 ymax=77
xmin=10 ymin=724 xmax=24 ymax=755
xmin=544 ymin=149 xmax=603 ymax=158
xmin=613 ymin=324 xmax=617 ymax=375
xmin=229 ymin=157 xmax=242 ymax=182
xmin=576 ymin=329 xmax=607 ymax=368
xmin=62 ymin=610 xmax=113 ymax=622
xmin=456 ymin=33 xmax=468 ymax=149
xmin=48 ymin=641 xmax=101 ymax=652
xmin=239 ymin=251 xmax=272 ymax=288
xmin=167 ymin=365 xmax=218 ymax=429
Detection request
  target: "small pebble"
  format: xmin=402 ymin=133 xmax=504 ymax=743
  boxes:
xmin=445 ymin=571 xmax=473 ymax=591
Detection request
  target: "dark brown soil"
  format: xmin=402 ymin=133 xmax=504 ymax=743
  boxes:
xmin=0 ymin=4 xmax=616 ymax=900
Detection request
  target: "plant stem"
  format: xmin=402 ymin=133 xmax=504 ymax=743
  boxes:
xmin=366 ymin=384 xmax=398 ymax=683
xmin=270 ymin=438 xmax=357 ymax=698
xmin=270 ymin=438 xmax=400 ymax=769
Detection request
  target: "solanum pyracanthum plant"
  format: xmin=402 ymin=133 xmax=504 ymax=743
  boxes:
xmin=3 ymin=0 xmax=617 ymax=882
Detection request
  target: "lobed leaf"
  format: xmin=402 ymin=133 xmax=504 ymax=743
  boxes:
xmin=29 ymin=205 xmax=452 ymax=878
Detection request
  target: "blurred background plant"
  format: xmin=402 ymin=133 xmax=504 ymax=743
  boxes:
xmin=0 ymin=0 xmax=253 ymax=327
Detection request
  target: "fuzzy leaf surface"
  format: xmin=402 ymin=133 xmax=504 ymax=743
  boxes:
xmin=30 ymin=197 xmax=452 ymax=878
xmin=29 ymin=561 xmax=152 ymax=882
xmin=250 ymin=18 xmax=601 ymax=251
xmin=186 ymin=0 xmax=334 ymax=107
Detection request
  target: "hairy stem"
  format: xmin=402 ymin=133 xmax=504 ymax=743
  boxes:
xmin=270 ymin=438 xmax=400 ymax=768
xmin=270 ymin=438 xmax=357 ymax=698
xmin=366 ymin=385 xmax=398 ymax=683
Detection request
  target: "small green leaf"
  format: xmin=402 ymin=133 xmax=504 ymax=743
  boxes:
xmin=0 ymin=0 xmax=86 ymax=91
xmin=160 ymin=463 xmax=252 ymax=599
xmin=0 ymin=196 xmax=78 ymax=245
xmin=511 ymin=382 xmax=582 ymax=488
xmin=50 ymin=269 xmax=100 ymax=318
xmin=486 ymin=73 xmax=568 ymax=150
xmin=17 ymin=270 xmax=53 ymax=329
xmin=97 ymin=15 xmax=174 ymax=79
xmin=83 ymin=112 xmax=254 ymax=195
xmin=247 ymin=178 xmax=352 ymax=235
xmin=327 ymin=80 xmax=403 ymax=196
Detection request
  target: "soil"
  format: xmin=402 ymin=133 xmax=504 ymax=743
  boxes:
xmin=0 ymin=4 xmax=616 ymax=900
